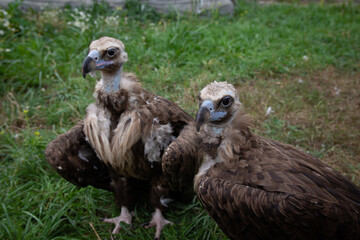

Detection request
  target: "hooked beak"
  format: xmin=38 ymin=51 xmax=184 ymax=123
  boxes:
xmin=82 ymin=56 xmax=96 ymax=78
xmin=195 ymin=100 xmax=228 ymax=131
xmin=196 ymin=105 xmax=210 ymax=132
xmin=81 ymin=50 xmax=114 ymax=78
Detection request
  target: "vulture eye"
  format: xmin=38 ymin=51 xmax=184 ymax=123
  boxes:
xmin=107 ymin=48 xmax=116 ymax=57
xmin=221 ymin=96 xmax=232 ymax=107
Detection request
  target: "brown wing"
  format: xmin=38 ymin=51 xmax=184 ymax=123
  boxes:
xmin=144 ymin=95 xmax=200 ymax=198
xmin=111 ymin=91 xmax=195 ymax=157
xmin=265 ymin=139 xmax=360 ymax=204
xmin=116 ymin=92 xmax=196 ymax=161
xmin=144 ymin=94 xmax=194 ymax=133
xmin=196 ymin=136 xmax=360 ymax=240
xmin=45 ymin=121 xmax=112 ymax=191
xmin=108 ymin=93 xmax=195 ymax=176
xmin=133 ymin=94 xmax=200 ymax=205
xmin=162 ymin=123 xmax=201 ymax=198
xmin=196 ymin=173 xmax=359 ymax=240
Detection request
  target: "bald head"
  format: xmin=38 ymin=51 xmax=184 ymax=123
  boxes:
xmin=82 ymin=36 xmax=128 ymax=78
xmin=199 ymin=81 xmax=238 ymax=103
xmin=196 ymin=81 xmax=241 ymax=131
xmin=89 ymin=37 xmax=126 ymax=53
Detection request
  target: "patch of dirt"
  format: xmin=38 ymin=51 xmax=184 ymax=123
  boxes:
xmin=236 ymin=67 xmax=360 ymax=184
xmin=303 ymin=67 xmax=360 ymax=151
xmin=0 ymin=92 xmax=48 ymax=132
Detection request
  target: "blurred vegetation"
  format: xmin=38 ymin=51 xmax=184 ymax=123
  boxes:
xmin=0 ymin=0 xmax=359 ymax=239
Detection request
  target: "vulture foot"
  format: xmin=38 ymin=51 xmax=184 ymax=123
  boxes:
xmin=144 ymin=208 xmax=173 ymax=240
xmin=102 ymin=206 xmax=134 ymax=234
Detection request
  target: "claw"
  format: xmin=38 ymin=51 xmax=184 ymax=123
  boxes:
xmin=145 ymin=208 xmax=173 ymax=240
xmin=101 ymin=206 xmax=133 ymax=234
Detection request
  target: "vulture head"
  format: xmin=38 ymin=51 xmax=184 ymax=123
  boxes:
xmin=196 ymin=81 xmax=241 ymax=131
xmin=82 ymin=37 xmax=128 ymax=92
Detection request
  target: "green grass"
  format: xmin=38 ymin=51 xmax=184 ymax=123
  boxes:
xmin=1 ymin=0 xmax=359 ymax=239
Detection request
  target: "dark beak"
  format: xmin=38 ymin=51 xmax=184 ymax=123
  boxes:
xmin=196 ymin=106 xmax=210 ymax=132
xmin=82 ymin=56 xmax=96 ymax=79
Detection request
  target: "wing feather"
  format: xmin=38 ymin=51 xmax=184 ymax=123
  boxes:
xmin=196 ymin=126 xmax=360 ymax=239
xmin=45 ymin=121 xmax=112 ymax=191
xmin=196 ymin=172 xmax=360 ymax=240
xmin=162 ymin=123 xmax=200 ymax=196
xmin=110 ymin=93 xmax=195 ymax=176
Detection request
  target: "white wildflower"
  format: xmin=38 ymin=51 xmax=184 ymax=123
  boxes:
xmin=3 ymin=19 xmax=10 ymax=28
xmin=105 ymin=16 xmax=119 ymax=25
xmin=79 ymin=11 xmax=86 ymax=19
xmin=73 ymin=21 xmax=82 ymax=28
xmin=302 ymin=55 xmax=309 ymax=62
xmin=0 ymin=9 xmax=8 ymax=16
xmin=265 ymin=107 xmax=274 ymax=116
xmin=68 ymin=20 xmax=88 ymax=32
xmin=0 ymin=30 xmax=4 ymax=35
xmin=334 ymin=87 xmax=340 ymax=95
xmin=67 ymin=8 xmax=91 ymax=32
xmin=298 ymin=78 xmax=303 ymax=83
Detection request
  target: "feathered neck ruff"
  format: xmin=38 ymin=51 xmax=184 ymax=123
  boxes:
xmin=201 ymin=109 xmax=259 ymax=162
xmin=93 ymin=72 xmax=143 ymax=115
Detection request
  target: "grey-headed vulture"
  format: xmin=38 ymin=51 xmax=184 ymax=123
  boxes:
xmin=45 ymin=37 xmax=199 ymax=239
xmin=194 ymin=81 xmax=360 ymax=240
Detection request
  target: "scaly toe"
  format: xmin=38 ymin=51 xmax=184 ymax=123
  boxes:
xmin=101 ymin=206 xmax=133 ymax=235
xmin=146 ymin=209 xmax=174 ymax=239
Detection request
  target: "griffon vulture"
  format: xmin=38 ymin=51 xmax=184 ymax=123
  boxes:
xmin=45 ymin=37 xmax=199 ymax=239
xmin=194 ymin=81 xmax=360 ymax=240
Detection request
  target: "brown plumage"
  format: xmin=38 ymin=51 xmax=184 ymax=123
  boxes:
xmin=194 ymin=81 xmax=360 ymax=240
xmin=45 ymin=37 xmax=199 ymax=239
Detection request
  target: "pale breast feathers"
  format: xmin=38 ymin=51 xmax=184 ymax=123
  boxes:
xmin=83 ymin=103 xmax=113 ymax=164
xmin=84 ymin=101 xmax=177 ymax=174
